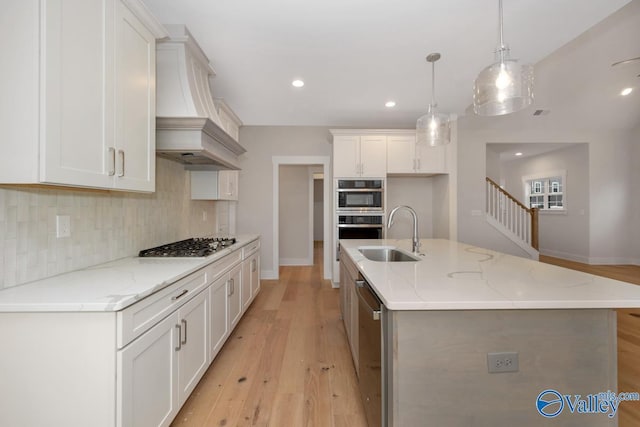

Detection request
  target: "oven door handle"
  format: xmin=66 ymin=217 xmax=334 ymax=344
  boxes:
xmin=337 ymin=224 xmax=383 ymax=228
xmin=336 ymin=188 xmax=383 ymax=193
xmin=356 ymin=280 xmax=381 ymax=321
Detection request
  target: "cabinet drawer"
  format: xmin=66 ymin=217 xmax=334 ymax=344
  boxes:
xmin=242 ymin=239 xmax=260 ymax=259
xmin=208 ymin=250 xmax=242 ymax=282
xmin=117 ymin=268 xmax=208 ymax=348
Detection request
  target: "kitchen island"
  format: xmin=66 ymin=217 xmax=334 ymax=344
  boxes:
xmin=339 ymin=238 xmax=640 ymax=427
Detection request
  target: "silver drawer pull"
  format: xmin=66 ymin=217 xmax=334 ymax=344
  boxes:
xmin=171 ymin=289 xmax=188 ymax=301
xmin=181 ymin=319 xmax=187 ymax=345
xmin=108 ymin=147 xmax=116 ymax=176
xmin=175 ymin=324 xmax=182 ymax=351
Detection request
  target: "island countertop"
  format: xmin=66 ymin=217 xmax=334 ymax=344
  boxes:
xmin=339 ymin=238 xmax=640 ymax=310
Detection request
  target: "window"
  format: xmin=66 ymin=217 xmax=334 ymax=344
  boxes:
xmin=523 ymin=171 xmax=566 ymax=212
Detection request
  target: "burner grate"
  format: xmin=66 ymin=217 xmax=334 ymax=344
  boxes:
xmin=138 ymin=237 xmax=237 ymax=258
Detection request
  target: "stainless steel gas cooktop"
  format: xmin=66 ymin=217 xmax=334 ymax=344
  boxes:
xmin=138 ymin=237 xmax=237 ymax=258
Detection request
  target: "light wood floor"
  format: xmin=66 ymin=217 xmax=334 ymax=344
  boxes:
xmin=171 ymin=243 xmax=367 ymax=426
xmin=540 ymin=255 xmax=640 ymax=427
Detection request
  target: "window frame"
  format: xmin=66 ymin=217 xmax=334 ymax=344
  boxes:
xmin=522 ymin=170 xmax=567 ymax=214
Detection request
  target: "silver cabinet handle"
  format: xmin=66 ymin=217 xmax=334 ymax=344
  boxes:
xmin=230 ymin=278 xmax=235 ymax=295
xmin=175 ymin=324 xmax=182 ymax=351
xmin=227 ymin=279 xmax=233 ymax=297
xmin=117 ymin=150 xmax=125 ymax=177
xmin=171 ymin=289 xmax=188 ymax=301
xmin=108 ymin=147 xmax=116 ymax=176
xmin=181 ymin=319 xmax=187 ymax=345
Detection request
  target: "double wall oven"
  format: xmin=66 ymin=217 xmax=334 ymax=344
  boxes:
xmin=335 ymin=179 xmax=385 ymax=262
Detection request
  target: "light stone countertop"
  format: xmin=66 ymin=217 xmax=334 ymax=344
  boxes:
xmin=340 ymin=238 xmax=640 ymax=310
xmin=0 ymin=235 xmax=259 ymax=313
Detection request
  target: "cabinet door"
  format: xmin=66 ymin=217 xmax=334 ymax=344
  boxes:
xmin=416 ymin=143 xmax=447 ymax=174
xmin=113 ymin=0 xmax=156 ymax=192
xmin=360 ymin=135 xmax=387 ymax=177
xmin=177 ymin=290 xmax=209 ymax=405
xmin=387 ymin=135 xmax=416 ymax=174
xmin=241 ymin=257 xmax=252 ymax=310
xmin=118 ymin=311 xmax=180 ymax=427
xmin=229 ymin=264 xmax=243 ymax=328
xmin=218 ymin=170 xmax=239 ymax=200
xmin=40 ymin=0 xmax=113 ymax=188
xmin=250 ymin=255 xmax=260 ymax=296
xmin=210 ymin=275 xmax=230 ymax=361
xmin=333 ymin=135 xmax=360 ymax=178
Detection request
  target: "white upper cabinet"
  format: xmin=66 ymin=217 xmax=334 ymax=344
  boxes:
xmin=387 ymin=134 xmax=447 ymax=175
xmin=0 ymin=0 xmax=166 ymax=192
xmin=190 ymin=170 xmax=239 ymax=201
xmin=333 ymin=134 xmax=387 ymax=178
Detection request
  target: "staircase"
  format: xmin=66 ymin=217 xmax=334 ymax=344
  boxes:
xmin=485 ymin=177 xmax=539 ymax=259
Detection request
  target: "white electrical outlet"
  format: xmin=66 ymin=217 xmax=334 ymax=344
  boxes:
xmin=202 ymin=210 xmax=207 ymax=221
xmin=56 ymin=215 xmax=71 ymax=238
xmin=487 ymin=352 xmax=519 ymax=373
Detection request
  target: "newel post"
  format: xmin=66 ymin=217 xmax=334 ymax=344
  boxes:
xmin=530 ymin=208 xmax=539 ymax=250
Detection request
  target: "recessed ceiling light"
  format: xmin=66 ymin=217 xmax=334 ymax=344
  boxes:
xmin=621 ymin=87 xmax=633 ymax=96
xmin=385 ymin=101 xmax=396 ymax=108
xmin=292 ymin=79 xmax=304 ymax=88
xmin=515 ymin=152 xmax=523 ymax=156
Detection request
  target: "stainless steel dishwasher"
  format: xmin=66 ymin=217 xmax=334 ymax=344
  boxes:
xmin=356 ymin=275 xmax=385 ymax=427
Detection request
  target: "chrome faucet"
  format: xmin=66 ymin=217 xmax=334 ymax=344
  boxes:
xmin=387 ymin=205 xmax=420 ymax=254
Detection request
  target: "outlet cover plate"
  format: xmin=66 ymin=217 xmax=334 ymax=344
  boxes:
xmin=56 ymin=215 xmax=71 ymax=238
xmin=487 ymin=352 xmax=519 ymax=373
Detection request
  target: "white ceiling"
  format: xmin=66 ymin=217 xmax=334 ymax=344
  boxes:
xmin=142 ymin=0 xmax=639 ymax=130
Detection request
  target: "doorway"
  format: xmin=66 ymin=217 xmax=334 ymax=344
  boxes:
xmin=272 ymin=156 xmax=331 ymax=280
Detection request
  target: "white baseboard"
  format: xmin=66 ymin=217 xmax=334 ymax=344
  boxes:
xmin=587 ymin=256 xmax=640 ymax=266
xmin=279 ymin=257 xmax=313 ymax=266
xmin=539 ymin=248 xmax=590 ymax=264
xmin=260 ymin=270 xmax=278 ymax=280
xmin=539 ymin=249 xmax=640 ymax=266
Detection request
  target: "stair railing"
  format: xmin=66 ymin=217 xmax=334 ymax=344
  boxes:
xmin=485 ymin=177 xmax=539 ymax=250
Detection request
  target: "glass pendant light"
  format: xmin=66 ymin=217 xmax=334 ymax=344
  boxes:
xmin=473 ymin=0 xmax=533 ymax=116
xmin=416 ymin=53 xmax=450 ymax=146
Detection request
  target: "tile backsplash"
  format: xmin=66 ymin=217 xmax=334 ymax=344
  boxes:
xmin=0 ymin=157 xmax=229 ymax=289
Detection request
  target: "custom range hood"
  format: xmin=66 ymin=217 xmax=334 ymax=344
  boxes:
xmin=155 ymin=25 xmax=245 ymax=169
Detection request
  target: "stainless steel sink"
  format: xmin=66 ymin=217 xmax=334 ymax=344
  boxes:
xmin=358 ymin=247 xmax=421 ymax=262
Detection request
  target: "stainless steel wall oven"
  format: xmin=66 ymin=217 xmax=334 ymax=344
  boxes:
xmin=336 ymin=179 xmax=384 ymax=212
xmin=336 ymin=214 xmax=384 ymax=260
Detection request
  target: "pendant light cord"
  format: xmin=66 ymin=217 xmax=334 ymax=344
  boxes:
xmin=498 ymin=0 xmax=506 ymax=62
xmin=431 ymin=60 xmax=436 ymax=107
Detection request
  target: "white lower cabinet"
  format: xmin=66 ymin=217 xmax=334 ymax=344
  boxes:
xmin=242 ymin=253 xmax=260 ymax=310
xmin=118 ymin=311 xmax=180 ymax=427
xmin=210 ymin=274 xmax=230 ymax=361
xmin=229 ymin=264 xmax=243 ymax=329
xmin=0 ymin=238 xmax=261 ymax=427
xmin=118 ymin=289 xmax=208 ymax=427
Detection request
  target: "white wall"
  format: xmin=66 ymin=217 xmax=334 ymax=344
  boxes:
xmin=457 ymin=122 xmax=637 ymax=264
xmin=279 ymin=165 xmax=312 ymax=265
xmin=0 ymin=157 xmax=222 ymax=289
xmin=236 ymin=126 xmax=332 ymax=279
xmin=386 ymin=177 xmax=434 ymax=240
xmin=313 ymin=178 xmax=324 ymax=241
xmin=631 ymin=124 xmax=640 ymax=263
xmin=501 ymin=144 xmax=590 ymax=262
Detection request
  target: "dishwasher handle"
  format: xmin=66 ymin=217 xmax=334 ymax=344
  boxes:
xmin=356 ymin=279 xmax=381 ymax=321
